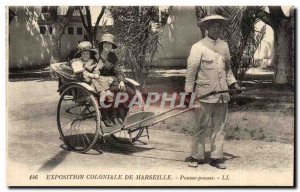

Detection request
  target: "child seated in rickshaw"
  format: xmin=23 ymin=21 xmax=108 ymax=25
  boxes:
xmin=70 ymin=40 xmax=123 ymax=127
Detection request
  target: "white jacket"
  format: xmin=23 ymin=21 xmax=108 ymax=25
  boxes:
xmin=185 ymin=37 xmax=237 ymax=103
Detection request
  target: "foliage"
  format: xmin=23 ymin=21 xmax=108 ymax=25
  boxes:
xmin=228 ymin=7 xmax=266 ymax=83
xmin=108 ymin=6 xmax=170 ymax=86
xmin=50 ymin=6 xmax=75 ymax=63
xmin=9 ymin=9 xmax=17 ymax=24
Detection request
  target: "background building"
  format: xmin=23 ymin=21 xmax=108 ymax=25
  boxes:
xmin=9 ymin=6 xmax=86 ymax=69
xmin=8 ymin=6 xmax=274 ymax=70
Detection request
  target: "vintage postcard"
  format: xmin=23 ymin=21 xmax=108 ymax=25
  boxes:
xmin=7 ymin=5 xmax=295 ymax=187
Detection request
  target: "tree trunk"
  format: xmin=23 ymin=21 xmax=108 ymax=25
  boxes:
xmin=50 ymin=7 xmax=75 ymax=64
xmin=273 ymin=18 xmax=293 ymax=86
xmin=50 ymin=23 xmax=62 ymax=64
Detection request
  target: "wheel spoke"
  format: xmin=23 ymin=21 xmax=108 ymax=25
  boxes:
xmin=60 ymin=118 xmax=74 ymax=126
xmin=74 ymin=121 xmax=81 ymax=148
xmin=83 ymin=122 xmax=97 ymax=131
xmin=65 ymin=104 xmax=81 ymax=115
xmin=63 ymin=122 xmax=75 ymax=136
xmin=83 ymin=132 xmax=92 ymax=144
xmin=57 ymin=85 xmax=101 ymax=152
xmin=77 ymin=123 xmax=87 ymax=148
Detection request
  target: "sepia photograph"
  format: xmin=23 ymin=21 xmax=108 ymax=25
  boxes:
xmin=6 ymin=5 xmax=295 ymax=187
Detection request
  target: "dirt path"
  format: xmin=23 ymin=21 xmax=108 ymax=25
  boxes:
xmin=7 ymin=126 xmax=294 ymax=186
xmin=7 ymin=80 xmax=294 ymax=186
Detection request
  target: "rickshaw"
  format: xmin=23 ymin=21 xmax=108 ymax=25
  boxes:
xmin=51 ymin=62 xmax=240 ymax=153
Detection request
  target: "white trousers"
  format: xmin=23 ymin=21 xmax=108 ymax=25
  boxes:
xmin=191 ymin=102 xmax=228 ymax=160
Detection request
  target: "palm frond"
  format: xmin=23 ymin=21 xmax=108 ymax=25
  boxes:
xmin=108 ymin=6 xmax=171 ymax=84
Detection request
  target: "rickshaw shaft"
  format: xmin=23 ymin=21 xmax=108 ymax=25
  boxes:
xmin=102 ymin=89 xmax=242 ymax=137
xmin=121 ymin=89 xmax=242 ymax=130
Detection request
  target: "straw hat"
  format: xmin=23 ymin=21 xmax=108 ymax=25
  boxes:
xmin=75 ymin=41 xmax=98 ymax=57
xmin=98 ymin=33 xmax=117 ymax=49
xmin=198 ymin=14 xmax=229 ymax=28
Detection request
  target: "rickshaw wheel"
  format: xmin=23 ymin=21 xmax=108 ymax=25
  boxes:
xmin=109 ymin=83 xmax=145 ymax=144
xmin=57 ymin=84 xmax=102 ymax=153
